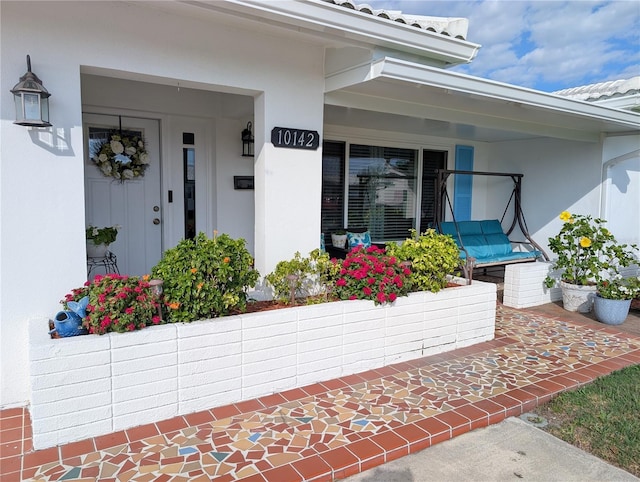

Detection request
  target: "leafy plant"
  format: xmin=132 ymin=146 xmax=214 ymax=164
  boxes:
xmin=265 ymin=249 xmax=339 ymax=304
xmin=86 ymin=225 xmax=120 ymax=245
xmin=80 ymin=274 xmax=160 ymax=335
xmin=151 ymin=232 xmax=259 ymax=322
xmin=333 ymin=245 xmax=412 ymax=304
xmin=544 ymin=211 xmax=638 ymax=287
xmin=385 ymin=229 xmax=460 ymax=293
xmin=597 ymin=276 xmax=640 ymax=300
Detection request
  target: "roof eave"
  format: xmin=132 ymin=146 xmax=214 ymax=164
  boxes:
xmin=180 ymin=0 xmax=480 ymax=66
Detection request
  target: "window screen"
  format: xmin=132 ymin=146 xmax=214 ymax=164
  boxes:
xmin=348 ymin=144 xmax=418 ymax=241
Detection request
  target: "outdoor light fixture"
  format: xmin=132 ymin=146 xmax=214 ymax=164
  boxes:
xmin=241 ymin=121 xmax=254 ymax=157
xmin=11 ymin=55 xmax=51 ymax=127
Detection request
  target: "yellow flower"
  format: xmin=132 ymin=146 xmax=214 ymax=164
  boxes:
xmin=580 ymin=237 xmax=592 ymax=248
xmin=168 ymin=301 xmax=180 ymax=310
xmin=559 ymin=211 xmax=572 ymax=222
xmin=197 ymin=282 xmax=204 ymax=291
xmin=142 ymin=274 xmax=150 ymax=281
xmin=223 ymin=256 xmax=230 ymax=264
xmin=190 ymin=268 xmax=197 ymax=274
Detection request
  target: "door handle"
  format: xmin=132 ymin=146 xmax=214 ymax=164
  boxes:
xmin=153 ymin=218 xmax=160 ymax=225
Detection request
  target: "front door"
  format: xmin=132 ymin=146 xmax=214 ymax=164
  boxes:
xmin=83 ymin=114 xmax=162 ymax=276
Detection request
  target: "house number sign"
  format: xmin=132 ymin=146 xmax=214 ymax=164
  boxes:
xmin=271 ymin=127 xmax=320 ymax=150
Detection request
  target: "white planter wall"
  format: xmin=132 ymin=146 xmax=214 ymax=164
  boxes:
xmin=28 ymin=280 xmax=496 ymax=449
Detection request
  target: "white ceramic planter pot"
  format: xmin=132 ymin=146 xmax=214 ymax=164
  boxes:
xmin=86 ymin=241 xmax=109 ymax=258
xmin=560 ymin=281 xmax=596 ymax=312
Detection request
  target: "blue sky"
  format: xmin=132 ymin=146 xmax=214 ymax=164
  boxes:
xmin=366 ymin=1 xmax=640 ymax=92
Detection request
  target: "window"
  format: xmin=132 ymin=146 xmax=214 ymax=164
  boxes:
xmin=321 ymin=141 xmax=346 ymax=242
xmin=348 ymin=144 xmax=418 ymax=241
xmin=321 ymin=142 xmax=447 ymax=242
xmin=420 ymin=150 xmax=447 ymax=231
xmin=183 ymin=133 xmax=195 ymax=239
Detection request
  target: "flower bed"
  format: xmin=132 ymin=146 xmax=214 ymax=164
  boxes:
xmin=28 ymin=278 xmax=496 ymax=450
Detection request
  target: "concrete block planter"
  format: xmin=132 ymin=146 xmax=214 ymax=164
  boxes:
xmin=28 ymin=278 xmax=496 ymax=449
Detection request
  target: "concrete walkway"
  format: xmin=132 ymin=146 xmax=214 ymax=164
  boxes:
xmin=344 ymin=416 xmax=638 ymax=481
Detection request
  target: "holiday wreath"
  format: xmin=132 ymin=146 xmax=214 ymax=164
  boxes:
xmin=91 ymin=131 xmax=150 ymax=181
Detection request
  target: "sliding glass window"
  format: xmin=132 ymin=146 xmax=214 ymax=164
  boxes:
xmin=348 ymin=145 xmax=418 ymax=241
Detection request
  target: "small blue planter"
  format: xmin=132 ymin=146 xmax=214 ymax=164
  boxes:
xmin=50 ymin=296 xmax=89 ymax=337
xmin=593 ymin=294 xmax=631 ymax=325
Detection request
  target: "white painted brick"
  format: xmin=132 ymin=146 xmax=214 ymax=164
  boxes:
xmin=424 ymin=311 xmax=459 ymax=329
xmin=177 ymin=316 xmax=241 ymax=338
xmin=31 ymin=391 xmax=111 ymax=420
xmin=242 ymin=367 xmax=298 ymax=396
xmin=243 ymin=335 xmax=297 ymax=364
xmin=297 ymin=367 xmax=342 ymax=387
xmin=296 ymin=301 xmax=344 ymax=320
xmin=179 ymin=390 xmax=242 ymax=415
xmin=33 ymin=419 xmax=113 ymax=450
xmin=384 ymin=348 xmax=423 ymax=365
xmin=112 ymin=352 xmax=177 ymax=376
xmin=422 ymin=333 xmax=457 ymax=350
xmin=298 ymin=345 xmax=342 ymax=373
xmin=241 ymin=310 xmax=298 ymax=339
xmin=109 ymin=324 xmax=177 ymax=348
xmin=178 ymin=328 xmax=241 ymax=352
xmin=180 ymin=376 xmax=242 ymax=402
xmin=30 ymin=329 xmax=110 ymax=361
xmin=342 ymin=350 xmax=385 ymax=373
xmin=32 ymin=406 xmax=112 ymax=437
xmin=178 ymin=341 xmax=241 ymax=363
xmin=111 ymin=339 xmax=177 ymax=363
xmin=422 ymin=341 xmax=456 ymax=357
xmin=112 ymin=365 xmax=178 ymax=390
xmin=113 ymin=403 xmax=177 ymax=432
xmin=113 ymin=379 xmax=177 ymax=406
xmin=31 ymin=364 xmax=112 ymax=391
xmin=30 ymin=349 xmax=111 ymax=376
xmin=179 ymin=360 xmax=242 ymax=388
xmin=31 ymin=378 xmax=109 ymax=405
xmin=298 ymin=322 xmax=343 ymax=345
xmin=243 ymin=355 xmax=297 ymax=378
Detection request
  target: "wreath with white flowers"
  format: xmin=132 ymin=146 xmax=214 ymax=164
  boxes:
xmin=91 ymin=131 xmax=150 ymax=181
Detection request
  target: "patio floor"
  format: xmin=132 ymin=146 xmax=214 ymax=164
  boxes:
xmin=2 ymin=303 xmax=639 ymax=482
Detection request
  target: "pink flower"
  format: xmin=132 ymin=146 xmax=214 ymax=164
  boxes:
xmin=363 ymin=286 xmax=372 ymax=295
xmin=389 ymin=293 xmax=397 ymax=302
xmin=403 ymin=268 xmax=411 ymax=276
xmin=377 ymin=292 xmax=386 ymax=303
xmin=125 ymin=307 xmax=134 ymax=315
xmin=127 ymin=323 xmax=135 ymax=331
xmin=152 ymin=316 xmax=161 ymax=325
xmin=337 ymin=278 xmax=347 ymax=287
xmin=349 ymin=295 xmax=357 ymax=300
xmin=367 ymin=277 xmax=376 ymax=285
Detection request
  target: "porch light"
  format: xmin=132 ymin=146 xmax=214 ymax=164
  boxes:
xmin=11 ymin=55 xmax=51 ymax=127
xmin=241 ymin=121 xmax=254 ymax=157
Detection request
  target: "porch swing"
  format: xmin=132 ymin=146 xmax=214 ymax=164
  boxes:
xmin=434 ymin=169 xmax=549 ymax=282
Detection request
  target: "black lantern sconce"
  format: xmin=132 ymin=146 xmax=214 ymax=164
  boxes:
xmin=241 ymin=121 xmax=254 ymax=157
xmin=11 ymin=55 xmax=51 ymax=127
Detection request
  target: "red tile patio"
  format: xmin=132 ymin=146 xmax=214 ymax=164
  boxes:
xmin=1 ymin=303 xmax=639 ymax=481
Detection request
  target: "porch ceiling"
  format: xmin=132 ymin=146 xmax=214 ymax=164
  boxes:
xmin=325 ymin=57 xmax=640 ymax=143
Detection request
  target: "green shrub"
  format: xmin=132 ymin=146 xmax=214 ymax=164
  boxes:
xmin=265 ymin=249 xmax=339 ymax=304
xmin=385 ymin=229 xmax=460 ymax=293
xmin=151 ymin=232 xmax=259 ymax=322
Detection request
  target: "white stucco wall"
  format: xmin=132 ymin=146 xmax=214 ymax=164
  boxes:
xmin=487 ymin=138 xmax=604 ymax=255
xmin=1 ymin=1 xmax=324 ymax=407
xmin=602 ymin=135 xmax=640 ymax=248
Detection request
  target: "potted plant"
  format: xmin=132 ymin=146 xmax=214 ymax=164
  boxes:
xmin=544 ymin=211 xmax=637 ymax=312
xmin=593 ymin=276 xmax=640 ymax=325
xmin=86 ymin=225 xmax=120 ymax=258
xmin=331 ymin=229 xmax=348 ymax=249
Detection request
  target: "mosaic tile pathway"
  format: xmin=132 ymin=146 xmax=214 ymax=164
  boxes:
xmin=2 ymin=304 xmax=640 ymax=481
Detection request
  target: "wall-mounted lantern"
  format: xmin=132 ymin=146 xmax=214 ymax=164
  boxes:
xmin=241 ymin=121 xmax=254 ymax=157
xmin=11 ymin=55 xmax=51 ymax=127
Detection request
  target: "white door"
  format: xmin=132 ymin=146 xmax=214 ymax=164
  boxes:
xmin=83 ymin=114 xmax=162 ymax=276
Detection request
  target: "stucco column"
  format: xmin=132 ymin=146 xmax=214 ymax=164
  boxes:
xmin=252 ymin=92 xmax=324 ymax=277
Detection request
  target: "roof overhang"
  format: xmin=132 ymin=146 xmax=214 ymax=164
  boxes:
xmin=325 ymin=57 xmax=640 ymax=143
xmin=177 ymin=0 xmax=480 ymax=66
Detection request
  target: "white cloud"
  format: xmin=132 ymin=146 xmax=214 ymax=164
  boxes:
xmin=367 ymin=0 xmax=640 ymax=91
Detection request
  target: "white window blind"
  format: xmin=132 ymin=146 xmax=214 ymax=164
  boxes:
xmin=348 ymin=144 xmax=418 ymax=241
